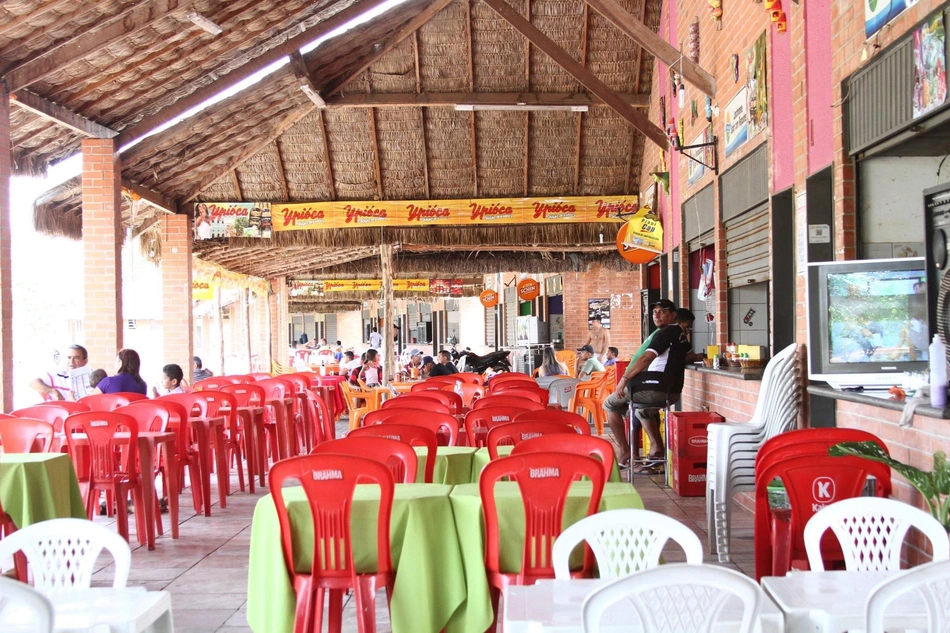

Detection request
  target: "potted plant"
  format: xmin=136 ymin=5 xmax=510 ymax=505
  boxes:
xmin=830 ymin=441 xmax=950 ymax=531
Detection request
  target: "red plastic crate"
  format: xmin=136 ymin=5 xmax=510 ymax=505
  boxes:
xmin=668 ymin=411 xmax=725 ymax=458
xmin=673 ymin=457 xmax=708 ymax=497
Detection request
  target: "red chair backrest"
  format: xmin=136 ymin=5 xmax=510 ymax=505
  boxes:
xmin=195 ymin=390 xmax=239 ymax=430
xmin=486 ymin=421 xmax=577 ymax=459
xmin=366 ymin=409 xmax=460 ymax=447
xmin=254 ymin=377 xmax=293 ymax=401
xmin=299 ymin=390 xmax=335 ymax=444
xmin=410 ymin=381 xmax=451 ymax=393
xmin=247 ymin=372 xmax=273 ymax=381
xmin=311 ymin=437 xmax=417 ymax=483
xmin=194 ymin=377 xmax=244 ymax=390
xmin=753 ymin=428 xmax=892 ymax=581
xmin=219 ymin=383 xmax=266 ymax=408
xmin=160 ymin=392 xmax=210 ymax=418
xmin=511 ymin=434 xmax=615 ymax=481
xmin=480 ymin=452 xmax=605 ymax=582
xmin=439 ymin=382 xmax=485 ymax=407
xmin=454 ymin=372 xmax=485 ymax=386
xmin=11 ymin=405 xmax=72 ymax=435
xmin=487 ymin=374 xmax=536 ymax=393
xmin=464 ymin=406 xmax=533 ymax=448
xmin=125 ymin=399 xmax=189 ymax=453
xmin=484 ymin=388 xmax=547 ymax=405
xmin=282 ymin=374 xmax=311 ymax=394
xmin=295 ymin=372 xmax=323 ymax=387
xmin=348 ymin=423 xmax=438 ymax=483
xmin=64 ymin=412 xmax=139 ymax=485
xmin=35 ymin=401 xmax=91 ymax=414
xmin=491 ymin=381 xmax=544 ymax=395
xmin=268 ymin=454 xmax=394 ymax=583
xmin=472 ymin=396 xmax=546 ymax=411
xmin=380 ymin=398 xmax=452 ymax=416
xmin=0 ymin=418 xmax=54 ymax=452
xmin=77 ymin=392 xmax=147 ymax=412
xmin=398 ymin=390 xmax=462 ymax=415
xmin=512 ymin=409 xmax=591 ymax=435
xmin=118 ymin=401 xmax=169 ymax=433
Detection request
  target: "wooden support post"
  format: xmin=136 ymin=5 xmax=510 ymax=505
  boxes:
xmin=380 ymin=244 xmax=395 ymax=385
xmin=245 ymin=288 xmax=253 ymax=374
xmin=216 ymin=288 xmax=225 ymax=376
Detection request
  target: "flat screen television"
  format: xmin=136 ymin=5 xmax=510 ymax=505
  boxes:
xmin=807 ymin=257 xmax=929 ymax=390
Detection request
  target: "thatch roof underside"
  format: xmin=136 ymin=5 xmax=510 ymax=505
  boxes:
xmin=17 ymin=0 xmax=662 ymax=278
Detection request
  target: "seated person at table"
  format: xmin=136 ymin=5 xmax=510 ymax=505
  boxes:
xmin=359 ymin=353 xmax=381 ymax=387
xmin=538 ymin=347 xmax=569 ymax=377
xmin=420 ymin=355 xmax=437 ymax=378
xmin=29 ymin=344 xmax=89 ymax=401
xmin=340 ymin=350 xmax=362 ymax=376
xmin=403 ymin=349 xmax=424 ymax=375
xmin=193 ymin=356 xmax=213 ymax=382
xmin=152 ymin=363 xmax=185 ymax=397
xmin=92 ymin=348 xmax=148 ymax=395
xmin=604 ymin=346 xmax=619 ymax=367
xmin=88 ymin=368 xmax=107 ymax=390
xmin=575 ymin=345 xmax=605 ymax=380
xmin=428 ymin=350 xmax=458 ymax=377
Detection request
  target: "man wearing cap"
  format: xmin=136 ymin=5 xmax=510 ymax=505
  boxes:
xmin=403 ymin=349 xmax=424 ymax=376
xmin=603 ymin=299 xmax=681 ymax=467
xmin=575 ymin=344 xmax=605 ymax=380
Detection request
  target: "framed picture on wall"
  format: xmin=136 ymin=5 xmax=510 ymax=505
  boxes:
xmin=588 ymin=298 xmax=611 ymax=329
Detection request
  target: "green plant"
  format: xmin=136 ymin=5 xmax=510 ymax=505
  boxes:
xmin=830 ymin=441 xmax=950 ymax=531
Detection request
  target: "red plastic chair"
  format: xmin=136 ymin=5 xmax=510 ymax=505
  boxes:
xmin=485 ymin=421 xmax=577 ymax=459
xmin=77 ymin=392 xmax=147 ymax=412
xmin=348 ymin=423 xmax=439 ymax=484
xmin=0 ymin=481 xmax=27 ymax=581
xmin=160 ymin=392 xmax=217 ymax=515
xmin=484 ymin=388 xmax=547 ymax=405
xmin=367 ymin=408 xmax=460 ymax=447
xmin=411 ymin=378 xmax=456 ymax=392
xmin=395 ymin=389 xmax=462 ymax=415
xmin=294 ymin=371 xmax=322 ymax=386
xmin=10 ymin=404 xmax=75 ymax=451
xmin=473 ymin=396 xmax=546 ymax=412
xmin=491 ymin=380 xmax=546 ymax=395
xmin=0 ymin=418 xmax=54 ymax=453
xmin=487 ymin=374 xmax=537 ymax=393
xmin=64 ymin=412 xmax=149 ymax=545
xmin=511 ymin=434 xmax=615 ymax=482
xmin=311 ymin=436 xmax=418 ymax=484
xmin=439 ymin=382 xmax=485 ymax=408
xmin=220 ymin=383 xmax=268 ymax=491
xmin=269 ymin=454 xmax=395 ymax=633
xmin=454 ymin=372 xmax=485 ymax=385
xmin=302 ymin=389 xmax=335 ymax=447
xmin=254 ymin=377 xmax=297 ymax=461
xmin=380 ymin=399 xmax=452 ymax=416
xmin=753 ymin=428 xmax=892 ymax=581
xmin=196 ymin=389 xmax=245 ymax=494
xmin=35 ymin=401 xmax=91 ymax=414
xmin=512 ymin=409 xmax=591 ymax=435
xmin=247 ymin=372 xmax=274 ymax=381
xmin=194 ymin=377 xmax=245 ymax=390
xmin=464 ymin=407 xmax=533 ymax=448
xmin=480 ymin=452 xmax=606 ymax=630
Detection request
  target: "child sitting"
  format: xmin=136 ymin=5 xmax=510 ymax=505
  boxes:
xmin=152 ymin=363 xmax=186 ymax=398
xmin=88 ymin=368 xmax=107 ymax=390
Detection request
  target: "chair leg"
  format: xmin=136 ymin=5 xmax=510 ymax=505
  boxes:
xmin=328 ymin=588 xmax=344 ymax=633
xmin=487 ymin=584 xmax=501 ymax=633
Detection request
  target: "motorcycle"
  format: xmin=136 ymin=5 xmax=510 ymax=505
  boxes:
xmin=458 ymin=349 xmax=512 ymax=374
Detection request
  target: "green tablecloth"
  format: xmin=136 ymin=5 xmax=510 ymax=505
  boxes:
xmin=246 ymin=483 xmax=465 ymax=633
xmin=471 ymin=446 xmax=623 ymax=483
xmin=413 ymin=446 xmax=478 ymax=485
xmin=0 ymin=453 xmax=86 ymax=528
xmin=446 ymin=481 xmax=643 ymax=633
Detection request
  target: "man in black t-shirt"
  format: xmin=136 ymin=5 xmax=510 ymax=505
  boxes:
xmin=428 ymin=350 xmax=459 ymax=377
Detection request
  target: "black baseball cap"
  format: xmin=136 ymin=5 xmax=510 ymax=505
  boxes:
xmin=652 ymin=299 xmax=677 ymax=311
xmin=576 ymin=344 xmax=595 ymax=353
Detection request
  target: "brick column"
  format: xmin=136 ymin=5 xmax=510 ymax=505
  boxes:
xmin=161 ymin=214 xmax=193 ymax=383
xmin=82 ymin=138 xmax=123 ymax=368
xmin=0 ymin=88 xmax=13 ymax=411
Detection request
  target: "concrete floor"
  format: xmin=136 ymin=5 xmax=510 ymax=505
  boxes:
xmin=84 ymin=419 xmax=756 ymax=633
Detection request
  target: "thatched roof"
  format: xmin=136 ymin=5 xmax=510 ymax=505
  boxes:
xmin=16 ymin=0 xmax=662 ymax=276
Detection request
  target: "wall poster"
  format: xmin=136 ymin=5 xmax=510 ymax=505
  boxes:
xmin=865 ymin=0 xmax=919 ymax=39
xmin=747 ymin=31 xmax=769 ymax=138
xmin=724 ymin=88 xmax=749 ymax=156
xmin=588 ymin=298 xmax=612 ymax=329
xmin=913 ymin=14 xmax=947 ymax=119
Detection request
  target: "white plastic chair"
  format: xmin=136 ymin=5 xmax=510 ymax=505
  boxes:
xmin=706 ymin=343 xmax=802 ymax=562
xmin=0 ymin=576 xmax=54 ymax=632
xmin=804 ymin=497 xmax=950 ymax=572
xmin=581 ymin=563 xmax=761 ymax=633
xmin=552 ymin=509 xmax=703 ymax=579
xmin=0 ymin=518 xmax=131 ymax=591
xmin=865 ymin=558 xmax=950 ymax=633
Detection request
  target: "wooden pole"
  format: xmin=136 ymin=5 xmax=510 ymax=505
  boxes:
xmin=216 ymin=288 xmax=225 ymax=376
xmin=380 ymin=244 xmax=395 ymax=385
xmin=245 ymin=288 xmax=253 ymax=374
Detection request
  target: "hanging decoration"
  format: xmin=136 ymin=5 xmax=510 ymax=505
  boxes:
xmin=480 ymin=289 xmax=499 ymax=308
xmin=517 ymin=278 xmax=541 ymax=302
xmin=707 ymin=0 xmax=722 ymax=28
xmin=688 ymin=17 xmax=701 ymax=64
xmin=617 ymin=206 xmax=664 ymax=263
xmin=765 ymin=0 xmax=787 ymax=32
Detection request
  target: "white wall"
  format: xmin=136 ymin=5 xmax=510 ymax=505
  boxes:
xmin=336 ymin=309 xmax=363 ymax=350
xmin=458 ymin=296 xmax=490 ymax=354
xmin=860 ymin=156 xmax=950 ymax=258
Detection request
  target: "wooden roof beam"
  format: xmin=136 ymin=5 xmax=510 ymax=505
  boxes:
xmin=319 ymin=109 xmax=336 ymax=200
xmin=479 ymin=0 xmax=668 ymax=149
xmin=121 ymin=179 xmax=178 ymax=214
xmin=324 ymin=91 xmax=650 ymax=108
xmin=584 ymin=0 xmax=716 ymax=98
xmin=116 ymin=0 xmax=394 ymax=147
xmin=10 ymin=90 xmax=117 ymax=138
xmin=321 ymin=0 xmax=456 ymax=97
xmin=274 ymin=141 xmax=289 ymax=200
xmin=4 ymin=0 xmax=187 ymax=93
xmin=0 ymin=0 xmax=74 ymax=37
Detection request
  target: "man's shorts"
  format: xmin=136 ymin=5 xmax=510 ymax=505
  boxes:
xmin=603 ymin=389 xmax=680 ymax=416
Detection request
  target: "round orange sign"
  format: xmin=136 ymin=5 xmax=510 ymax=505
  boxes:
xmin=517 ymin=278 xmax=541 ymax=302
xmin=479 ymin=289 xmax=499 ymax=308
xmin=616 ymin=221 xmax=661 ymax=264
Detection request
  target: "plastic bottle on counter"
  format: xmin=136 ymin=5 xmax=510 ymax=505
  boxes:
xmin=929 ymin=335 xmax=947 ymax=408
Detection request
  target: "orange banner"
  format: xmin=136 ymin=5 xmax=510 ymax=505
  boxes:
xmin=271 ymin=202 xmax=337 ymax=231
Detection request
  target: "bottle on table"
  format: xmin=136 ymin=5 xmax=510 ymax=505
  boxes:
xmin=929 ymin=335 xmax=947 ymax=407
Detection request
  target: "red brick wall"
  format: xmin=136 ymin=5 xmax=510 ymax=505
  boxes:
xmin=0 ymin=90 xmax=12 ymax=411
xmin=561 ymin=264 xmax=644 ymax=358
xmin=161 ymin=215 xmax=193 ymax=383
xmin=681 ymin=370 xmax=763 ymax=422
xmin=82 ymin=138 xmax=123 ymax=368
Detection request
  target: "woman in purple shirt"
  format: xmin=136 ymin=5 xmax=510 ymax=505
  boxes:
xmin=95 ymin=348 xmax=148 ymax=395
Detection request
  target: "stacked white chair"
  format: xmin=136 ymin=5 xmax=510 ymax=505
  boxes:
xmin=804 ymin=497 xmax=950 ymax=571
xmin=552 ymin=509 xmax=703 ymax=580
xmin=0 ymin=576 xmax=54 ymax=632
xmin=581 ymin=564 xmax=762 ymax=633
xmin=865 ymin=558 xmax=950 ymax=633
xmin=706 ymin=343 xmax=802 ymax=562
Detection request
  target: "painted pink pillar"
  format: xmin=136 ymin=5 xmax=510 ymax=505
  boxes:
xmin=770 ymin=27 xmax=795 ymax=191
xmin=805 ymin=0 xmax=834 ymax=174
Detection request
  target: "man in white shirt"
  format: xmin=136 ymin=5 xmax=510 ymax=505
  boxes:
xmin=369 ymin=328 xmax=383 ymax=349
xmin=340 ymin=351 xmax=362 ymax=375
xmin=29 ymin=345 xmax=88 ymax=401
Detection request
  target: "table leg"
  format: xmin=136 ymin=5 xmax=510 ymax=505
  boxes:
xmin=238 ymin=410 xmax=256 ymax=494
xmin=163 ymin=440 xmax=180 ymax=539
xmin=137 ymin=438 xmax=158 ymax=551
xmin=193 ymin=421 xmax=213 ymax=517
xmin=211 ymin=421 xmax=229 ymax=507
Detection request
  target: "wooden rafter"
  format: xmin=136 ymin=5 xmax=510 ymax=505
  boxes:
xmin=0 ymin=0 xmax=74 ymax=37
xmin=321 ymin=0 xmax=456 ymax=97
xmin=231 ymin=171 xmax=243 ymax=201
xmin=289 ymin=51 xmax=321 ymax=98
xmin=121 ymin=179 xmax=178 ymax=214
xmin=524 ymin=0 xmax=531 ymax=89
xmin=412 ymin=31 xmax=430 ymax=197
xmin=325 ymin=91 xmax=650 ymax=108
xmin=465 ymin=0 xmax=477 ymax=197
xmin=480 ymin=0 xmax=667 ymax=149
xmin=274 ymin=141 xmax=289 ymax=200
xmin=523 ymin=111 xmax=529 ymax=196
xmin=413 ymin=32 xmax=423 ymax=94
xmin=574 ymin=3 xmax=589 ymax=195
xmin=10 ymin=90 xmax=116 ymax=138
xmin=625 ymin=0 xmax=649 ymax=195
xmin=584 ymin=0 xmax=716 ymax=97
xmin=368 ymin=108 xmax=383 ymax=200
xmin=115 ymin=0 xmax=394 ymax=147
xmin=319 ymin=109 xmax=336 ymax=200
xmin=624 ymin=128 xmax=636 ymax=194
xmin=3 ymin=0 xmax=186 ymax=92
xmin=470 ymin=112 xmax=478 ymax=197
xmin=181 ymin=104 xmax=316 ymax=203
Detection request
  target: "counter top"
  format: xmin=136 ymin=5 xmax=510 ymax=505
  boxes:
xmin=808 ymin=384 xmax=950 ymax=419
xmin=685 ymin=364 xmax=764 ymax=381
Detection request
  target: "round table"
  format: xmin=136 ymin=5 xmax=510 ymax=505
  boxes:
xmin=413 ymin=446 xmax=478 ymax=485
xmin=0 ymin=453 xmax=86 ymax=527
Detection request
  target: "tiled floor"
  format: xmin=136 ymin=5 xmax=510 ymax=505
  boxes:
xmin=83 ymin=419 xmax=755 ymax=632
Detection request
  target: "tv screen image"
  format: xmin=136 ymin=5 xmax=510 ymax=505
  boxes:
xmin=826 ymin=269 xmax=928 ymax=364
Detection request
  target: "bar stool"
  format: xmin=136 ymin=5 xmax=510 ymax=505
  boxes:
xmin=626 ymin=395 xmax=675 ymax=484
